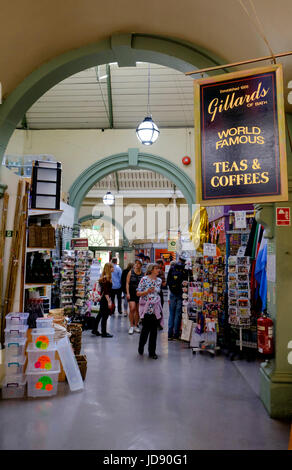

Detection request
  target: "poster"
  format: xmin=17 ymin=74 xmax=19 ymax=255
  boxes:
xmin=234 ymin=211 xmax=246 ymax=229
xmin=194 ymin=65 xmax=288 ymax=206
xmin=203 ymin=243 xmax=217 ymax=257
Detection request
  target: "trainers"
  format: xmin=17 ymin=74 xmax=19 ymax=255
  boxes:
xmin=128 ymin=326 xmax=134 ymax=335
xmin=134 ymin=326 xmax=140 ymax=333
xmin=124 ymin=313 xmax=128 ymax=317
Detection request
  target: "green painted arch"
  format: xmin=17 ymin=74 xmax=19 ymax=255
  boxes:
xmin=78 ymin=214 xmax=129 ymax=246
xmin=0 ymin=33 xmax=229 ymax=163
xmin=69 ymin=150 xmax=196 ymax=223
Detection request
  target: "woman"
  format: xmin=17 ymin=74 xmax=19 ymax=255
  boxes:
xmin=91 ymin=262 xmax=114 ymax=338
xmin=126 ymin=259 xmax=143 ymax=334
xmin=137 ymin=263 xmax=163 ymax=359
xmin=121 ymin=262 xmax=134 ymax=317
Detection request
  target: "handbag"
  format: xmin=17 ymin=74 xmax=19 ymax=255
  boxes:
xmin=108 ymin=301 xmax=115 ymax=315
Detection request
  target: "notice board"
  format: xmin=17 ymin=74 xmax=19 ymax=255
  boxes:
xmin=194 ymin=64 xmax=288 ymax=206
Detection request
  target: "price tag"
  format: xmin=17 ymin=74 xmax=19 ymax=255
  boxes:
xmin=203 ymin=243 xmax=217 ymax=257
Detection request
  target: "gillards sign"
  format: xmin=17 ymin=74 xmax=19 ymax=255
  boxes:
xmin=194 ymin=64 xmax=288 ymax=205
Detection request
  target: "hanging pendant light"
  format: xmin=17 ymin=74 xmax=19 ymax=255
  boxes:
xmin=103 ymin=191 xmax=115 ymax=206
xmin=136 ymin=64 xmax=160 ymax=145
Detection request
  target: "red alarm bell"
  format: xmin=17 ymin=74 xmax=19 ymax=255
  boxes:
xmin=182 ymin=156 xmax=191 ymax=165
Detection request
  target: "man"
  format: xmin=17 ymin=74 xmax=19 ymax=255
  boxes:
xmin=156 ymin=259 xmax=166 ymax=330
xmin=110 ymin=257 xmax=122 ymax=314
xmin=156 ymin=259 xmax=166 ymax=308
xmin=138 ymin=253 xmax=148 ymax=275
xmin=166 ymin=256 xmax=188 ymax=340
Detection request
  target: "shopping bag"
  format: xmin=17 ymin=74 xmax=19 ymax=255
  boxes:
xmin=181 ymin=319 xmax=193 ymax=342
xmin=190 ymin=323 xmax=203 ymax=348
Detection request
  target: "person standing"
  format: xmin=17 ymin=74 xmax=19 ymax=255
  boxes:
xmin=156 ymin=259 xmax=166 ymax=307
xmin=137 ymin=263 xmax=163 ymax=359
xmin=167 ymin=258 xmax=188 ymax=340
xmin=111 ymin=257 xmax=122 ymax=314
xmin=126 ymin=259 xmax=143 ymax=334
xmin=91 ymin=262 xmax=114 ymax=338
xmin=121 ymin=262 xmax=134 ymax=317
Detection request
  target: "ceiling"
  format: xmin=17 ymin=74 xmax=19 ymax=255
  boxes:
xmin=17 ymin=63 xmax=194 ymax=130
xmin=1 ymin=0 xmax=292 ymax=114
xmin=86 ymin=168 xmax=184 ymax=199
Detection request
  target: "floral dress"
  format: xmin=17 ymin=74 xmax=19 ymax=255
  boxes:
xmin=137 ymin=276 xmax=162 ymax=315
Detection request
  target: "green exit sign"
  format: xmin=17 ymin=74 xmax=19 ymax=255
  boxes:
xmin=93 ymin=225 xmax=101 ymax=230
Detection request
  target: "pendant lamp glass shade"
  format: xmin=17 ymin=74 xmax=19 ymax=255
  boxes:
xmin=103 ymin=191 xmax=115 ymax=206
xmin=136 ymin=116 xmax=160 ymax=146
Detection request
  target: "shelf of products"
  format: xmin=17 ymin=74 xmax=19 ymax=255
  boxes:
xmin=228 ymin=255 xmax=251 ymax=328
xmin=186 ymin=255 xmax=226 ymax=355
xmin=74 ymin=250 xmax=92 ymax=316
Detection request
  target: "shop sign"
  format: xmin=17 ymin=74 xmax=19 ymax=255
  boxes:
xmin=194 ymin=64 xmax=288 ymax=206
xmin=203 ymin=243 xmax=217 ymax=257
xmin=276 ymin=207 xmax=290 ymax=226
xmin=71 ymin=238 xmax=88 ymax=250
xmin=168 ymin=239 xmax=177 ymax=252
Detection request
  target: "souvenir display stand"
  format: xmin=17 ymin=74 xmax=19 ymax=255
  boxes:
xmin=225 ymin=210 xmax=258 ymax=361
xmin=186 ymin=255 xmax=226 ymax=356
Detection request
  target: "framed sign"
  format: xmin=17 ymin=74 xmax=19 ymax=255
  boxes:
xmin=71 ymin=238 xmax=88 ymax=250
xmin=194 ymin=64 xmax=288 ymax=206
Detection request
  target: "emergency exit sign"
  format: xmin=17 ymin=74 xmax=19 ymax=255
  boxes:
xmin=276 ymin=207 xmax=290 ymax=226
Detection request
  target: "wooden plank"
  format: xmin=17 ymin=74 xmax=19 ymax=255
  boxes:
xmin=3 ymin=180 xmax=23 ymax=321
xmin=19 ymin=182 xmax=29 ymax=312
xmin=0 ymin=193 xmax=9 ymax=347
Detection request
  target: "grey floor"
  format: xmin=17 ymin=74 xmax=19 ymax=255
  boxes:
xmin=0 ymin=302 xmax=290 ymax=450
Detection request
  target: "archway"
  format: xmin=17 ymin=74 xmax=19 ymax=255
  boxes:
xmin=0 ymin=33 xmax=228 ymax=178
xmin=78 ymin=214 xmax=130 ymax=246
xmin=69 ymin=149 xmax=196 ymax=222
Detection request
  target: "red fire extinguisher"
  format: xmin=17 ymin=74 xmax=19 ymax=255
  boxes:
xmin=257 ymin=313 xmax=274 ymax=355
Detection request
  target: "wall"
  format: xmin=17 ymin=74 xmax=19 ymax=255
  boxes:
xmin=5 ymin=128 xmax=195 ymax=195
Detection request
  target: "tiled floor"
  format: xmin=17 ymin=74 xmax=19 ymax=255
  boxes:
xmin=0 ymin=306 xmax=290 ymax=450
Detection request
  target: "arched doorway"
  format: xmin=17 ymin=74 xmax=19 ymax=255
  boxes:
xmin=69 ymin=149 xmax=196 ymax=222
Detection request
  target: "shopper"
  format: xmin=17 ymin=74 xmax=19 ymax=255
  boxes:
xmin=121 ymin=262 xmax=134 ymax=317
xmin=126 ymin=259 xmax=143 ymax=334
xmin=137 ymin=263 xmax=163 ymax=359
xmin=167 ymin=258 xmax=188 ymax=340
xmin=91 ymin=262 xmax=114 ymax=338
xmin=156 ymin=259 xmax=166 ymax=308
xmin=111 ymin=257 xmax=122 ymax=314
xmin=138 ymin=253 xmax=148 ymax=275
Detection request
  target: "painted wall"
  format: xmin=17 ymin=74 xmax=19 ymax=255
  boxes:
xmin=5 ymin=128 xmax=195 ymax=195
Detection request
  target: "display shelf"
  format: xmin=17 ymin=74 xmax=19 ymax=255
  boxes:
xmin=26 ymin=247 xmax=55 ymax=252
xmin=24 ymin=283 xmax=54 ymax=289
xmin=28 ymin=209 xmax=63 ymax=217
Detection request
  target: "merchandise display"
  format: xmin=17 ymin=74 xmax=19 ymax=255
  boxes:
xmin=228 ymin=256 xmax=251 ymax=327
xmin=1 ymin=312 xmax=28 ymax=399
xmin=60 ymin=251 xmax=75 ymax=315
xmin=188 ymin=255 xmax=226 ymax=355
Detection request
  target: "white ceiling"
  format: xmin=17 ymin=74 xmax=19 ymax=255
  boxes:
xmin=86 ymin=169 xmax=184 ymax=199
xmin=18 ymin=62 xmax=194 ymax=130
